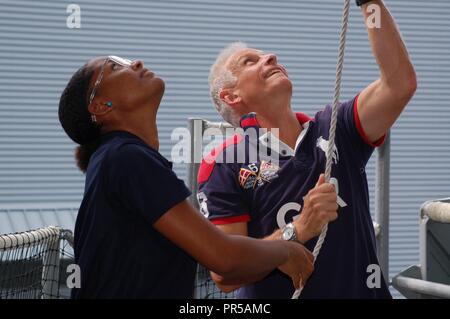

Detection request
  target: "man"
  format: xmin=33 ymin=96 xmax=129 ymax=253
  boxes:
xmin=198 ymin=0 xmax=416 ymax=298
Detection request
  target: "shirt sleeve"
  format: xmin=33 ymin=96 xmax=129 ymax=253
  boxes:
xmin=197 ymin=161 xmax=250 ymax=225
xmin=109 ymin=144 xmax=191 ymax=225
xmin=318 ymin=95 xmax=386 ymax=166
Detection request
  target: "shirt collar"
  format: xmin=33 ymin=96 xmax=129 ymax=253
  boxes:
xmin=259 ymin=122 xmax=310 ymax=157
xmin=239 ymin=112 xmax=260 ymax=130
xmin=239 ymin=112 xmax=313 ymax=156
xmin=101 ymin=130 xmax=141 ymax=143
xmin=100 ymin=130 xmax=160 ymax=152
xmin=100 ymin=130 xmax=172 ymax=167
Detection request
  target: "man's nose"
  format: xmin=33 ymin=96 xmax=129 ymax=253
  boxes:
xmin=131 ymin=59 xmax=144 ymax=70
xmin=263 ymin=53 xmax=278 ymax=65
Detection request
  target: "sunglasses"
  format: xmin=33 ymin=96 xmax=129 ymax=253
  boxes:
xmin=88 ymin=56 xmax=132 ymax=106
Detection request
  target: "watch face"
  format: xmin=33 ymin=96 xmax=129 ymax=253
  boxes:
xmin=282 ymin=227 xmax=294 ymax=240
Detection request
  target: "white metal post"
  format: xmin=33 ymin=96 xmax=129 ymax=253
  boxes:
xmin=376 ymin=131 xmax=390 ymax=285
xmin=41 ymin=226 xmax=61 ymax=299
xmin=187 ymin=118 xmax=205 ymax=209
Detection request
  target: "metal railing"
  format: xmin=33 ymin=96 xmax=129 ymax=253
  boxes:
xmin=0 ymin=226 xmax=74 ymax=299
xmin=391 ymin=198 xmax=450 ymax=299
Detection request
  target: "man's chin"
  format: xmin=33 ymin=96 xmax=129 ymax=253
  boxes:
xmin=271 ymin=78 xmax=292 ymax=96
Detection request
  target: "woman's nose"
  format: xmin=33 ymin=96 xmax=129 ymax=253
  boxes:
xmin=131 ymin=59 xmax=144 ymax=70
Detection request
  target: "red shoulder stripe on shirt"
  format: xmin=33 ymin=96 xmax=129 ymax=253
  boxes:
xmin=353 ymin=94 xmax=385 ymax=147
xmin=197 ymin=134 xmax=243 ymax=184
xmin=211 ymin=214 xmax=251 ymax=225
xmin=295 ymin=112 xmax=313 ymax=125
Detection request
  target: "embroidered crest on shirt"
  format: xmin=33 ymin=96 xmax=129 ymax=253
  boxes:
xmin=239 ymin=161 xmax=279 ymax=189
xmin=239 ymin=168 xmax=257 ymax=189
xmin=316 ymin=136 xmax=339 ymax=164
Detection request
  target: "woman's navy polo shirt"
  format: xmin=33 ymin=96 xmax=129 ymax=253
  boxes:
xmin=71 ymin=131 xmax=195 ymax=299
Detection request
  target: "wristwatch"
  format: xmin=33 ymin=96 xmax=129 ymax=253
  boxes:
xmin=281 ymin=222 xmax=297 ymax=242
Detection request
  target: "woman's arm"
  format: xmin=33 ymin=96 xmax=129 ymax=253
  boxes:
xmin=153 ymin=199 xmax=313 ymax=287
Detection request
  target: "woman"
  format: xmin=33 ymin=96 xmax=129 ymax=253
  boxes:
xmin=58 ymin=56 xmax=313 ymax=298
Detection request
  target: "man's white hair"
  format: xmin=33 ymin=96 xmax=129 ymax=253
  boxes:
xmin=209 ymin=42 xmax=248 ymax=127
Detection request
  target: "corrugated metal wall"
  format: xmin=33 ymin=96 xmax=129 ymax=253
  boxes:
xmin=1 ymin=0 xmax=449 ymax=297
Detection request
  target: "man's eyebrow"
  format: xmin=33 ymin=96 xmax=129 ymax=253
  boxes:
xmin=236 ymin=51 xmax=264 ymax=63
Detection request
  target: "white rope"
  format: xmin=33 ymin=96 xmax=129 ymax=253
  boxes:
xmin=292 ymin=0 xmax=351 ymax=299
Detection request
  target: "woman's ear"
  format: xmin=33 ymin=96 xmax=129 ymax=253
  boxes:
xmin=219 ymin=89 xmax=242 ymax=107
xmin=88 ymin=100 xmax=113 ymax=116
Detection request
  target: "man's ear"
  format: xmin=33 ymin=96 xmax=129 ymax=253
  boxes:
xmin=219 ymin=89 xmax=242 ymax=107
xmin=88 ymin=100 xmax=112 ymax=116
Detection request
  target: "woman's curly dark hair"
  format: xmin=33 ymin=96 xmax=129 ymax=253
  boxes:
xmin=58 ymin=64 xmax=101 ymax=173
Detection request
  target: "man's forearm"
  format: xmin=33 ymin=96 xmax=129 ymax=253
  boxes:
xmin=264 ymin=228 xmax=283 ymax=241
xmin=264 ymin=226 xmax=307 ymax=244
xmin=362 ymin=1 xmax=416 ymax=88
